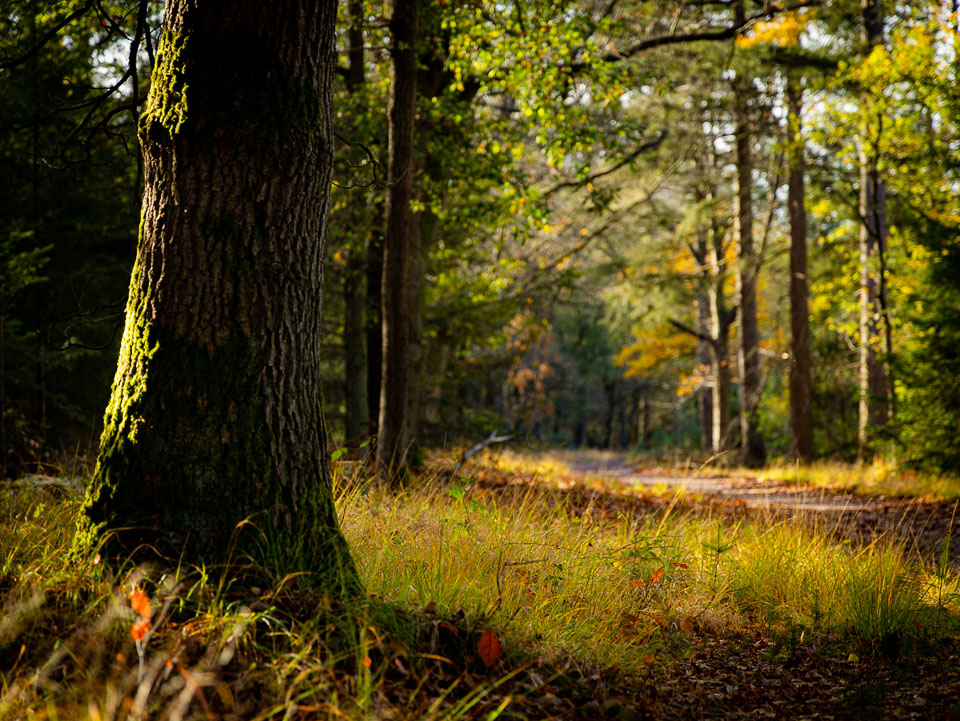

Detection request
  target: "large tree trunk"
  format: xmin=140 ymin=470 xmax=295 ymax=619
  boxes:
xmin=378 ymin=0 xmax=419 ymax=480
xmin=857 ymin=0 xmax=891 ymax=458
xmin=786 ymin=77 xmax=815 ymax=461
xmin=75 ymin=1 xmax=357 ymax=591
xmin=733 ymin=81 xmax=767 ymax=468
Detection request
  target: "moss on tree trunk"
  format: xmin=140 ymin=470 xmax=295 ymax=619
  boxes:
xmin=74 ymin=1 xmax=358 ymax=594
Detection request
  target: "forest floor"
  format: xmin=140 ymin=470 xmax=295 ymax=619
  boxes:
xmin=3 ymin=450 xmax=960 ymax=720
xmin=560 ymin=450 xmax=960 ymax=570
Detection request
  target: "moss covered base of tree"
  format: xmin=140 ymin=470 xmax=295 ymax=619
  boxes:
xmin=72 ymin=319 xmax=359 ymax=595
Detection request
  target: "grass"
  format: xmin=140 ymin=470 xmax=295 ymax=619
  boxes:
xmin=750 ymin=458 xmax=960 ymax=501
xmin=1 ymin=450 xmax=959 ymax=719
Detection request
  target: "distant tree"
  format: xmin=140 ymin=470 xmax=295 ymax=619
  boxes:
xmin=75 ymin=0 xmax=358 ymax=591
xmin=378 ymin=0 xmax=419 ymax=480
xmin=856 ymin=0 xmax=891 ymax=456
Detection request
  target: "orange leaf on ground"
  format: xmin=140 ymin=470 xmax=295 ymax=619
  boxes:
xmin=670 ymin=563 xmax=688 ymax=569
xmin=630 ymin=580 xmax=645 ymax=587
xmin=131 ymin=618 xmax=151 ymax=641
xmin=679 ymin=617 xmax=696 ymax=636
xmin=649 ymin=567 xmax=664 ymax=584
xmin=477 ymin=629 xmax=502 ymax=667
xmin=130 ymin=589 xmax=150 ymax=618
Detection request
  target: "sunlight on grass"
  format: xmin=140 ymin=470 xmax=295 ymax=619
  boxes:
xmin=1 ymin=455 xmax=959 ymax=719
xmin=751 ymin=458 xmax=960 ymax=501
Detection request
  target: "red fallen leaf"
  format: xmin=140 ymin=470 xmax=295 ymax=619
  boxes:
xmin=914 ymin=621 xmax=923 ymax=630
xmin=362 ymin=656 xmax=372 ymax=668
xmin=477 ymin=629 xmax=502 ymax=667
xmin=130 ymin=589 xmax=150 ymax=619
xmin=641 ymin=654 xmax=655 ymax=666
xmin=670 ymin=563 xmax=688 ymax=569
xmin=629 ymin=580 xmax=645 ymax=588
xmin=131 ymin=618 xmax=151 ymax=641
xmin=649 ymin=567 xmax=664 ymax=584
xmin=679 ymin=616 xmax=696 ymax=636
xmin=438 ymin=622 xmax=460 ymax=636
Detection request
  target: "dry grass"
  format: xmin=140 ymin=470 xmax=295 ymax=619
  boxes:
xmin=0 ymin=451 xmax=958 ymax=719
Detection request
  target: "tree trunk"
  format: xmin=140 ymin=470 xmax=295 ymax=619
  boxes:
xmin=697 ymin=292 xmax=714 ymax=454
xmin=342 ymin=0 xmax=369 ymax=445
xmin=366 ymin=203 xmax=384 ymax=437
xmin=733 ymin=81 xmax=766 ymax=468
xmin=786 ymin=76 xmax=815 ymax=461
xmin=75 ymin=0 xmax=357 ymax=592
xmin=857 ymin=0 xmax=891 ymax=458
xmin=343 ymin=254 xmax=368 ymax=443
xmin=378 ymin=0 xmax=419 ymax=480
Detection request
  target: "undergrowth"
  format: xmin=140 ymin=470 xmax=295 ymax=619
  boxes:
xmin=0 ymin=450 xmax=958 ymax=719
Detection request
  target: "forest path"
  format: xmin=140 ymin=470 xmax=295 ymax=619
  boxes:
xmin=557 ymin=450 xmax=959 ymax=567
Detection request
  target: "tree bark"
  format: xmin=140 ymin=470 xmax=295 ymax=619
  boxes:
xmin=378 ymin=0 xmax=419 ymax=481
xmin=857 ymin=0 xmax=891 ymax=458
xmin=733 ymin=79 xmax=766 ymax=468
xmin=786 ymin=77 xmax=814 ymax=461
xmin=74 ymin=0 xmax=357 ymax=592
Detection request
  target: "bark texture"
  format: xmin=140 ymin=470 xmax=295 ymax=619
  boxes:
xmin=75 ymin=0 xmax=357 ymax=591
xmin=857 ymin=0 xmax=891 ymax=457
xmin=378 ymin=0 xmax=419 ymax=480
xmin=787 ymin=78 xmax=814 ymax=461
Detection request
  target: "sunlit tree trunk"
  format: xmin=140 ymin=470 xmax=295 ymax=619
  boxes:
xmin=786 ymin=75 xmax=814 ymax=461
xmin=378 ymin=0 xmax=419 ymax=480
xmin=857 ymin=0 xmax=891 ymax=458
xmin=75 ymin=0 xmax=357 ymax=591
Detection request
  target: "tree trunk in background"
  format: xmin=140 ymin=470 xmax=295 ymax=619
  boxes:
xmin=733 ymin=80 xmax=766 ymax=468
xmin=343 ymin=255 xmax=368 ymax=443
xmin=697 ymin=289 xmax=714 ymax=454
xmin=404 ymin=205 xmax=429 ymax=466
xmin=366 ymin=202 xmax=384 ymax=437
xmin=857 ymin=0 xmax=891 ymax=458
xmin=786 ymin=77 xmax=814 ymax=461
xmin=75 ymin=0 xmax=357 ymax=591
xmin=378 ymin=0 xmax=419 ymax=480
xmin=342 ymin=0 xmax=368 ymax=444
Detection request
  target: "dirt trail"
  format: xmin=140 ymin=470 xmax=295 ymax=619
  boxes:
xmin=563 ymin=451 xmax=960 ymax=568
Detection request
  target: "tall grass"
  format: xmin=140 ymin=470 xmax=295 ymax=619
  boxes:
xmin=0 ymin=454 xmax=958 ymax=719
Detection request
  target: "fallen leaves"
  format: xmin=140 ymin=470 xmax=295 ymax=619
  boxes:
xmin=477 ymin=629 xmax=503 ymax=667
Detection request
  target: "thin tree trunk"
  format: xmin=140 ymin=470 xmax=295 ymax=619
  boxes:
xmin=697 ymin=292 xmax=714 ymax=453
xmin=366 ymin=203 xmax=383 ymax=437
xmin=733 ymin=80 xmax=766 ymax=468
xmin=787 ymin=76 xmax=814 ymax=461
xmin=857 ymin=0 xmax=891 ymax=458
xmin=378 ymin=0 xmax=419 ymax=480
xmin=342 ymin=0 xmax=368 ymax=444
xmin=75 ymin=0 xmax=357 ymax=592
xmin=343 ymin=254 xmax=368 ymax=443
